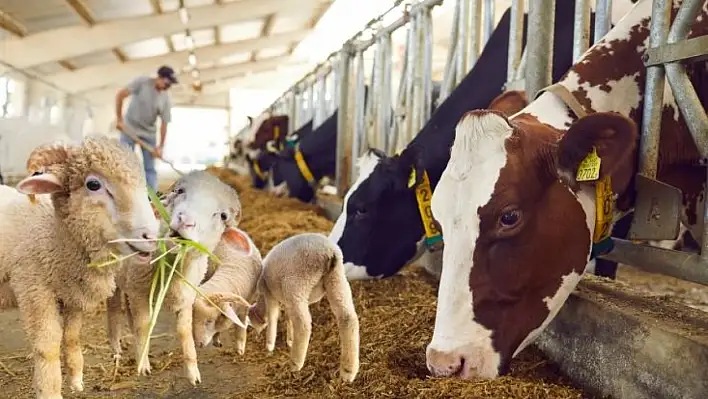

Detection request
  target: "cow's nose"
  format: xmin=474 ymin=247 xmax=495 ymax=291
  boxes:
xmin=426 ymin=346 xmax=464 ymax=377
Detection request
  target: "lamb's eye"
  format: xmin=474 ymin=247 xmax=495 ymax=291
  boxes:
xmin=220 ymin=212 xmax=228 ymax=221
xmin=86 ymin=179 xmax=102 ymax=191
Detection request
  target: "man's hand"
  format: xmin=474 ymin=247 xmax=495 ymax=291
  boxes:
xmin=154 ymin=145 xmax=163 ymax=158
xmin=116 ymin=119 xmax=126 ymax=132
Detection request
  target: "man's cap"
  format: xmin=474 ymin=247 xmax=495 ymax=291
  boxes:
xmin=157 ymin=65 xmax=178 ymax=84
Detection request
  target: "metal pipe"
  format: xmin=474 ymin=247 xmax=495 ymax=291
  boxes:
xmin=404 ymin=13 xmax=418 ymax=144
xmin=666 ymin=64 xmax=708 ymax=159
xmin=524 ymin=0 xmax=555 ymax=100
xmin=469 ymin=0 xmax=483 ymax=68
xmin=378 ymin=33 xmax=393 ymax=152
xmin=336 ymin=47 xmax=353 ymax=194
xmin=421 ymin=6 xmax=434 ymax=127
xmin=507 ymin=0 xmax=524 ymax=84
xmin=668 ymin=0 xmax=703 ymax=42
xmin=352 ymin=51 xmax=367 ymax=179
xmin=412 ymin=10 xmax=425 ymax=140
xmin=439 ymin=0 xmax=462 ymax=103
xmin=600 ymin=239 xmax=708 ymax=286
xmin=639 ymin=0 xmax=671 ymax=179
xmin=352 ymin=0 xmax=444 ymax=52
xmin=573 ymin=0 xmax=591 ymax=62
xmin=593 ymin=0 xmax=612 ymax=44
xmin=456 ymin=0 xmax=470 ymax=85
xmin=483 ymin=0 xmax=495 ymax=46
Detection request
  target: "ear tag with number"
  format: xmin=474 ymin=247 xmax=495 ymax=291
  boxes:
xmin=576 ymin=147 xmax=601 ymax=182
xmin=408 ymin=168 xmax=417 ymax=188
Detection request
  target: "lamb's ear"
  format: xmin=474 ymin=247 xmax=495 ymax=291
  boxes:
xmin=557 ymin=112 xmax=638 ymax=192
xmin=221 ymin=302 xmax=248 ymax=329
xmin=222 ymin=227 xmax=252 ymax=256
xmin=16 ymin=173 xmax=63 ymax=195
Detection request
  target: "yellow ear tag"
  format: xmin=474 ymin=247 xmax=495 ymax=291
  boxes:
xmin=576 ymin=146 xmax=601 ymax=182
xmin=408 ymin=168 xmax=417 ymax=188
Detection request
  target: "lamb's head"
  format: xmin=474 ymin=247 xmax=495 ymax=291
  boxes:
xmin=16 ymin=137 xmax=159 ymax=262
xmin=247 ymin=296 xmax=268 ymax=333
xmin=193 ymin=292 xmax=250 ymax=347
xmin=163 ymin=170 xmax=242 ymax=251
xmin=193 ymin=227 xmax=255 ymax=348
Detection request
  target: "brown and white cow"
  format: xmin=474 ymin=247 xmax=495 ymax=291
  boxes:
xmin=426 ymin=0 xmax=708 ymax=379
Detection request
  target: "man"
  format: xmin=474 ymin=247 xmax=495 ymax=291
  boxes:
xmin=115 ymin=65 xmax=176 ymax=190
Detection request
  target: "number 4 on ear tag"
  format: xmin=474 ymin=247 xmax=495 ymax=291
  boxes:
xmin=576 ymin=147 xmax=601 ymax=182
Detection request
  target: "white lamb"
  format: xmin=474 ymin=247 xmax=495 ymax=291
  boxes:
xmin=247 ymin=233 xmax=360 ymax=382
xmin=0 ymin=138 xmax=159 ymax=399
xmin=106 ymin=170 xmax=246 ymax=385
xmin=192 ymin=228 xmax=263 ymax=354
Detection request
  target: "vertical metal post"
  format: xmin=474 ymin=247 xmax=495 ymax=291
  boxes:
xmin=421 ymin=6 xmax=434 ymax=126
xmin=438 ymin=0 xmax=461 ymax=103
xmin=411 ymin=10 xmax=425 ymax=142
xmin=593 ymin=0 xmax=613 ymax=44
xmin=507 ymin=0 xmax=524 ymax=85
xmin=378 ymin=33 xmax=393 ymax=152
xmin=525 ymin=0 xmax=556 ymax=100
xmin=638 ymin=0 xmax=671 ymax=180
xmin=352 ymin=50 xmax=367 ymax=176
xmin=469 ymin=0 xmax=483 ymax=68
xmin=308 ymin=82 xmax=316 ymax=125
xmin=317 ymin=73 xmax=327 ymax=127
xmin=483 ymin=0 xmax=495 ymax=46
xmin=405 ymin=13 xmax=418 ymax=144
xmin=573 ymin=0 xmax=591 ymax=62
xmin=336 ymin=47 xmax=353 ymax=194
xmin=288 ymin=92 xmax=296 ymax=134
xmin=455 ymin=0 xmax=470 ymax=85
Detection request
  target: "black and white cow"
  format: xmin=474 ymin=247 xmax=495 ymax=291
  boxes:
xmin=247 ymin=120 xmax=314 ymax=189
xmin=267 ymin=82 xmax=442 ymax=203
xmin=329 ymin=0 xmax=621 ymax=280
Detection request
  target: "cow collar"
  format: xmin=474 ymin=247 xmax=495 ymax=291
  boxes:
xmin=537 ymin=83 xmax=615 ymax=259
xmin=408 ymin=168 xmax=443 ymax=252
xmin=293 ymin=144 xmax=317 ymax=187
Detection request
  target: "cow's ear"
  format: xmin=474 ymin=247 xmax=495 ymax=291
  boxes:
xmin=557 ymin=112 xmax=638 ymax=191
xmin=396 ymin=146 xmax=424 ymax=191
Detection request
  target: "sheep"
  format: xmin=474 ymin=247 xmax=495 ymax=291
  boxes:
xmin=247 ymin=233 xmax=360 ymax=382
xmin=192 ymin=228 xmax=263 ymax=354
xmin=106 ymin=170 xmax=245 ymax=385
xmin=0 ymin=138 xmax=160 ymax=399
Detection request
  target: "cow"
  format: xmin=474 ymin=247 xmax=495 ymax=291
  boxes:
xmin=246 ymin=120 xmax=314 ymax=190
xmin=246 ymin=114 xmax=290 ymax=153
xmin=425 ymin=0 xmax=708 ymax=379
xmin=329 ymin=0 xmax=615 ymax=280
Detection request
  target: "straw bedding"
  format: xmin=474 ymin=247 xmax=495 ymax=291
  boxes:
xmin=205 ymin=167 xmax=588 ymax=399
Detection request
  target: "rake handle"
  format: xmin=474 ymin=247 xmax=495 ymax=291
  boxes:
xmin=117 ymin=123 xmax=184 ymax=176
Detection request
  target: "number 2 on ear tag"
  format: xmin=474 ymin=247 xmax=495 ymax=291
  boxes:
xmin=408 ymin=169 xmax=417 ymax=188
xmin=576 ymin=147 xmax=601 ymax=182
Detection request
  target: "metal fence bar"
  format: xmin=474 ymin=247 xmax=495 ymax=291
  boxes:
xmin=608 ymin=0 xmax=708 ymax=286
xmin=456 ymin=0 xmax=470 ymax=85
xmin=421 ymin=6 xmax=434 ymax=128
xmin=506 ymin=0 xmax=525 ymax=86
xmin=377 ymin=33 xmax=393 ymax=152
xmin=336 ymin=47 xmax=353 ymax=194
xmin=573 ymin=0 xmax=591 ymax=62
xmin=469 ymin=0 xmax=483 ymax=68
xmin=351 ymin=50 xmax=367 ymax=179
xmin=593 ymin=0 xmax=613 ymax=44
xmin=483 ymin=0 xmax=495 ymax=46
xmin=438 ymin=0 xmax=460 ymax=104
xmin=525 ymin=0 xmax=556 ymax=100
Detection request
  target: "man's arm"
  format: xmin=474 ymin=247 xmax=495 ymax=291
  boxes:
xmin=115 ymin=77 xmax=145 ymax=128
xmin=158 ymin=97 xmax=172 ymax=154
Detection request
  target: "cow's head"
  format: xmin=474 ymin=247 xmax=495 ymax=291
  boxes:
xmin=426 ymin=109 xmax=638 ymax=378
xmin=329 ymin=147 xmax=427 ymax=279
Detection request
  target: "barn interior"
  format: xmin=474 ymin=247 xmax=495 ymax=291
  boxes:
xmin=1 ymin=0 xmax=707 ymax=398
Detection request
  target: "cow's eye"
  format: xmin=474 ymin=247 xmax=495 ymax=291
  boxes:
xmin=499 ymin=209 xmax=521 ymax=227
xmin=354 ymin=208 xmax=367 ymax=219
